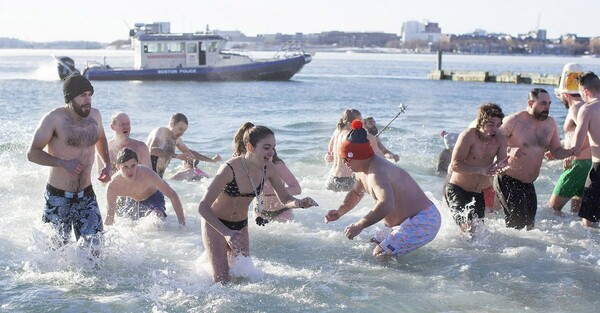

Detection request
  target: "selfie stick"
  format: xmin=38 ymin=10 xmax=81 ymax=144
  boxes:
xmin=376 ymin=103 xmax=408 ymax=137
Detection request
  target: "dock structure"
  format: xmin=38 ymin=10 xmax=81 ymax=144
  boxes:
xmin=428 ymin=52 xmax=560 ymax=86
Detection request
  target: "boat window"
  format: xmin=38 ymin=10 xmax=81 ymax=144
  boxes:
xmin=187 ymin=43 xmax=197 ymax=53
xmin=145 ymin=43 xmax=165 ymax=53
xmin=208 ymin=42 xmax=219 ymax=52
xmin=167 ymin=42 xmax=184 ymax=53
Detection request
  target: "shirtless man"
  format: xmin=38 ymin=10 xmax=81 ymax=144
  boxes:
xmin=105 ymin=148 xmax=186 ymax=226
xmin=146 ymin=113 xmax=221 ymax=178
xmin=572 ymin=72 xmax=600 ymax=228
xmin=548 ymin=64 xmax=591 ymax=215
xmin=325 ymin=120 xmax=441 ymax=256
xmin=102 ymin=112 xmax=152 ymax=174
xmin=27 ymin=73 xmax=111 ymax=247
xmin=446 ymin=103 xmax=508 ymax=232
xmin=495 ymin=88 xmax=575 ymax=230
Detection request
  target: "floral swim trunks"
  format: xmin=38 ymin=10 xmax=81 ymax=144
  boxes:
xmin=42 ymin=184 xmax=103 ymax=246
xmin=374 ymin=203 xmax=441 ymax=256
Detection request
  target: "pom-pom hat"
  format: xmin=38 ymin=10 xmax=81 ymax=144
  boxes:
xmin=63 ymin=73 xmax=94 ymax=103
xmin=340 ymin=119 xmax=375 ymax=160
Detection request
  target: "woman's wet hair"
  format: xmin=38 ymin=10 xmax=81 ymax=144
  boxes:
xmin=476 ymin=102 xmax=505 ymax=129
xmin=233 ymin=122 xmax=255 ymax=156
xmin=244 ymin=125 xmax=274 ymax=148
xmin=272 ymin=148 xmax=284 ymax=164
xmin=337 ymin=109 xmax=362 ymax=131
xmin=116 ymin=147 xmax=138 ymax=164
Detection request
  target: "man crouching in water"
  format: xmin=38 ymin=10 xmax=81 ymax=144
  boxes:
xmin=27 ymin=73 xmax=111 ymax=253
xmin=105 ymin=148 xmax=186 ymax=226
xmin=325 ymin=120 xmax=441 ymax=256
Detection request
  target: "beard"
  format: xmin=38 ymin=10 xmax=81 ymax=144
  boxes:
xmin=72 ymin=101 xmax=91 ymax=117
xmin=533 ymin=110 xmax=549 ymax=121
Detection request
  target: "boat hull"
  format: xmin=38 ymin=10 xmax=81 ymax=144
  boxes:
xmin=84 ymin=55 xmax=309 ymax=81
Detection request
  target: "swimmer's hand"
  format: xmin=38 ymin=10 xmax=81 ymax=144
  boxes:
xmin=385 ymin=152 xmax=400 ymax=163
xmin=563 ymin=156 xmax=574 ymax=169
xmin=344 ymin=222 xmax=363 ymax=240
xmin=98 ymin=166 xmax=111 ymax=183
xmin=225 ymin=230 xmax=245 ymax=254
xmin=485 ymin=156 xmax=510 ymax=175
xmin=295 ymin=197 xmax=318 ymax=209
xmin=212 ymin=154 xmax=222 ymax=162
xmin=325 ymin=210 xmax=341 ymax=223
xmin=544 ymin=151 xmax=555 ymax=160
xmin=63 ymin=159 xmax=84 ymax=177
xmin=512 ymin=147 xmax=526 ymax=159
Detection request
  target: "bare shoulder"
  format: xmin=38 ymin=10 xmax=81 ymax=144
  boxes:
xmin=43 ymin=107 xmax=67 ymax=123
xmin=462 ymin=127 xmax=478 ymax=139
xmin=130 ymin=138 xmax=149 ymax=150
xmin=543 ymin=115 xmax=558 ymax=129
xmin=107 ymin=173 xmax=126 ymax=190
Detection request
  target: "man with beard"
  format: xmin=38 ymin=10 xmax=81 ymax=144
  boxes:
xmin=105 ymin=148 xmax=186 ymax=226
xmin=572 ymin=72 xmax=600 ymax=228
xmin=548 ymin=64 xmax=591 ymax=215
xmin=27 ymin=73 xmax=111 ymax=250
xmin=146 ymin=113 xmax=221 ymax=178
xmin=494 ymin=88 xmax=575 ymax=230
xmin=103 ymin=112 xmax=152 ymax=174
xmin=445 ymin=103 xmax=508 ymax=233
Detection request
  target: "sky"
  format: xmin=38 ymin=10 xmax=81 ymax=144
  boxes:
xmin=0 ymin=0 xmax=597 ymax=42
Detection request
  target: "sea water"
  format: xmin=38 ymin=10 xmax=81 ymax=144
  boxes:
xmin=1 ymin=49 xmax=600 ymax=312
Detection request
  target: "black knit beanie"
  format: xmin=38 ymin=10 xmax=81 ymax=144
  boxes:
xmin=63 ymin=73 xmax=94 ymax=103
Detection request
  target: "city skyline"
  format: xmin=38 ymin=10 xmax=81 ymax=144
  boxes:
xmin=1 ymin=0 xmax=598 ymax=42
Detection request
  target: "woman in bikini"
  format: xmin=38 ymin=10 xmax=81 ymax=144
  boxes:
xmin=198 ymin=123 xmax=318 ymax=283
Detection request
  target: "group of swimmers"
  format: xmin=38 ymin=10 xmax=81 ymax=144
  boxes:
xmin=27 ymin=63 xmax=600 ymax=282
xmin=323 ymin=63 xmax=600 ymax=235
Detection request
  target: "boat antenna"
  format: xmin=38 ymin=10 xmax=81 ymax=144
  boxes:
xmin=376 ymin=103 xmax=408 ymax=137
xmin=122 ymin=18 xmax=131 ymax=30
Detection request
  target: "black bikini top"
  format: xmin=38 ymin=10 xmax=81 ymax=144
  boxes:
xmin=223 ymin=162 xmax=265 ymax=197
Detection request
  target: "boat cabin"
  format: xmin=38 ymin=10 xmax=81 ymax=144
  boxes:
xmin=130 ymin=22 xmax=248 ymax=70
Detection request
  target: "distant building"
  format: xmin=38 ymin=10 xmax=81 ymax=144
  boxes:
xmin=402 ymin=21 xmax=442 ymax=43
